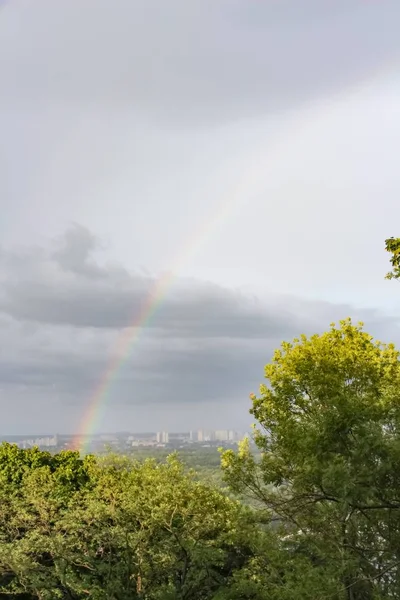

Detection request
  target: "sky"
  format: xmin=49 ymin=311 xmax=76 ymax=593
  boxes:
xmin=0 ymin=0 xmax=400 ymax=435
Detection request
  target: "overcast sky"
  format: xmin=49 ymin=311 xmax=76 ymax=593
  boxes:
xmin=1 ymin=0 xmax=400 ymax=435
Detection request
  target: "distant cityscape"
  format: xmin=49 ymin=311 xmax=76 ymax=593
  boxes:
xmin=0 ymin=429 xmax=251 ymax=453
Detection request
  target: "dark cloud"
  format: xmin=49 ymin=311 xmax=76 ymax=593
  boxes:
xmin=0 ymin=225 xmax=300 ymax=338
xmin=3 ymin=225 xmax=393 ymax=344
xmin=0 ymin=226 xmax=400 ymax=433
xmin=51 ymin=224 xmax=109 ymax=280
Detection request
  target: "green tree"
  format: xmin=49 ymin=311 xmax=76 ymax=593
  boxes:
xmin=221 ymin=319 xmax=400 ymax=599
xmin=0 ymin=443 xmax=95 ymax=599
xmin=384 ymin=237 xmax=400 ymax=280
xmin=0 ymin=448 xmax=255 ymax=599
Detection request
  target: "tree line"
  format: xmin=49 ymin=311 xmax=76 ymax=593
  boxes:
xmin=1 ymin=238 xmax=400 ymax=599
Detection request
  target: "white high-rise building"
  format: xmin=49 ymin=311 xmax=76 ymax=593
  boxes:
xmin=214 ymin=430 xmax=229 ymax=441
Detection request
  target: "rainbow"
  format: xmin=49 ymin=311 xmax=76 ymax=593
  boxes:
xmin=71 ymin=154 xmax=261 ymax=452
xmin=71 ymin=270 xmax=176 ymax=452
xmin=72 ymin=58 xmax=399 ymax=453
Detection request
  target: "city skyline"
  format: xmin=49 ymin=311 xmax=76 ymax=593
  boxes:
xmin=0 ymin=428 xmax=252 ymax=439
xmin=5 ymin=429 xmax=251 ymax=453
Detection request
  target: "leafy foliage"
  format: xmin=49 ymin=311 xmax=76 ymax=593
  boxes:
xmin=385 ymin=237 xmax=400 ymax=280
xmin=0 ymin=446 xmax=255 ymax=599
xmin=222 ymin=319 xmax=400 ymax=598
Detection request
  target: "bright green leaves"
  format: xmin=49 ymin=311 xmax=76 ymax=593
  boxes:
xmin=385 ymin=237 xmax=400 ymax=280
xmin=221 ymin=318 xmax=400 ymax=598
xmin=254 ymin=319 xmax=399 ymax=444
xmin=0 ymin=448 xmax=254 ymax=600
xmin=0 ymin=443 xmax=92 ymax=495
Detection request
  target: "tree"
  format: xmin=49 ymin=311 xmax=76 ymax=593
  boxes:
xmin=221 ymin=319 xmax=400 ymax=599
xmin=0 ymin=447 xmax=255 ymax=599
xmin=0 ymin=443 xmax=95 ymax=599
xmin=385 ymin=237 xmax=400 ymax=280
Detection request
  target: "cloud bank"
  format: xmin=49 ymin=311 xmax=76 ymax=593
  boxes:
xmin=0 ymin=225 xmax=399 ymax=434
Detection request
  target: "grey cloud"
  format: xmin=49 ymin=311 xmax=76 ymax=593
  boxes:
xmin=1 ymin=227 xmax=400 ymax=426
xmin=1 ymin=227 xmax=399 ymax=345
xmin=0 ymin=302 xmax=399 ymax=420
xmin=0 ymin=310 xmax=263 ymax=405
xmin=6 ymin=225 xmax=394 ymax=347
xmin=0 ymin=226 xmax=300 ymax=338
xmin=1 ymin=0 xmax=399 ymax=126
xmin=51 ymin=224 xmax=108 ymax=280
